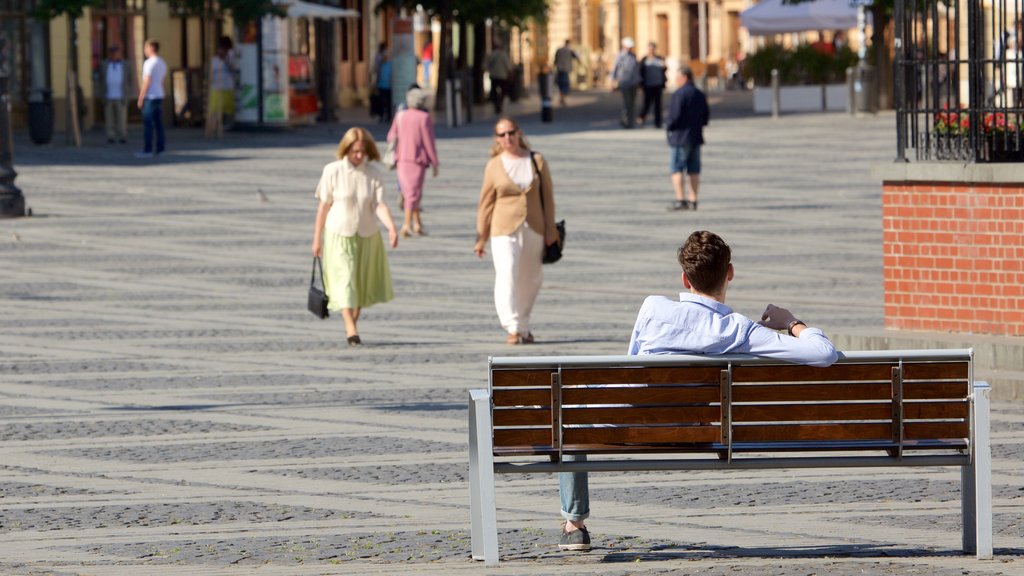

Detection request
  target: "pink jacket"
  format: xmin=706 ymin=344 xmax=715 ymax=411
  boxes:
xmin=386 ymin=109 xmax=439 ymax=168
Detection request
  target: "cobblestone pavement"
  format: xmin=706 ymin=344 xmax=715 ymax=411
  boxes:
xmin=1 ymin=90 xmax=1022 ymax=575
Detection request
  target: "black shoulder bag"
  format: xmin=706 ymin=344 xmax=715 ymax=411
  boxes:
xmin=308 ymin=256 xmax=329 ymax=319
xmin=529 ymin=152 xmax=566 ymax=265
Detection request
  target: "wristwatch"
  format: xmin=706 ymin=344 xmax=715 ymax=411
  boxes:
xmin=787 ymin=319 xmax=806 ymax=336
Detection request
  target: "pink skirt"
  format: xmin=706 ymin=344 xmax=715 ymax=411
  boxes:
xmin=396 ymin=161 xmax=427 ymax=211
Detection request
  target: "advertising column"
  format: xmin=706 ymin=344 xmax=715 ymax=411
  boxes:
xmin=392 ymin=18 xmax=416 ymax=98
xmin=237 ymin=17 xmax=289 ymax=126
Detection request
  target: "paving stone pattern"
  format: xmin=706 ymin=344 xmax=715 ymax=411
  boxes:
xmin=1 ymin=92 xmax=1022 ymax=575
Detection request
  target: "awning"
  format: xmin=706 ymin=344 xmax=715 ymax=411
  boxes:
xmin=277 ymin=0 xmax=359 ymax=19
xmin=740 ymin=0 xmax=858 ymax=35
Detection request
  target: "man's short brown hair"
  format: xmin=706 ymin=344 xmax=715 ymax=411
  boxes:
xmin=678 ymin=230 xmax=731 ymax=293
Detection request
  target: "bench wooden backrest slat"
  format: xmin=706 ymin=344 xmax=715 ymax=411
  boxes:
xmin=492 ymin=370 xmax=553 ymax=387
xmin=493 ymin=407 xmax=551 ymax=426
xmin=905 ymin=421 xmax=970 ymax=439
xmin=904 ymin=381 xmax=969 ymax=399
xmin=562 ymin=385 xmax=720 ymax=404
xmin=560 ymin=366 xmax=722 ymax=385
xmin=903 ymin=400 xmax=969 ymax=419
xmin=732 ymin=363 xmax=896 ymax=382
xmin=734 ymin=423 xmax=892 ymax=442
xmin=492 ymin=388 xmax=550 ymax=406
xmin=903 ymin=362 xmax=970 ymax=380
xmin=564 ymin=425 xmax=720 ymax=445
xmin=563 ymin=406 xmax=720 ymax=425
xmin=732 ymin=383 xmax=892 ymax=402
xmin=493 ymin=428 xmax=551 ymax=447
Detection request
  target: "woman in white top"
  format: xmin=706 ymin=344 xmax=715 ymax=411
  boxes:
xmin=312 ymin=128 xmax=399 ymax=346
xmin=474 ymin=117 xmax=559 ymax=345
xmin=206 ymin=36 xmax=235 ymax=137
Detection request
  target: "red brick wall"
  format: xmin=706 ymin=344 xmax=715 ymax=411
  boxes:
xmin=882 ymin=182 xmax=1024 ymax=336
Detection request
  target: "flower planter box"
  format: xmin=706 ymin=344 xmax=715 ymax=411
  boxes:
xmin=753 ymin=84 xmax=848 ymax=113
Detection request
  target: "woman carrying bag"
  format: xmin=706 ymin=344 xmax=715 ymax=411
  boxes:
xmin=311 ymin=127 xmax=399 ymax=346
xmin=474 ymin=117 xmax=560 ymax=345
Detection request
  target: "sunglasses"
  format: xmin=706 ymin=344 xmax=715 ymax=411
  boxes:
xmin=495 ymin=129 xmax=517 ymax=138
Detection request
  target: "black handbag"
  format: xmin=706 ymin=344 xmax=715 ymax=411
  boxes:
xmin=308 ymin=257 xmax=329 ymax=319
xmin=530 ymin=152 xmax=565 ymax=264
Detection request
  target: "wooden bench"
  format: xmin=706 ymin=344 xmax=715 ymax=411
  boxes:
xmin=468 ymin=350 xmax=992 ymax=565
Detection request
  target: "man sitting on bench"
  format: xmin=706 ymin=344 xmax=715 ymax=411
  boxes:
xmin=558 ymin=230 xmax=839 ymax=552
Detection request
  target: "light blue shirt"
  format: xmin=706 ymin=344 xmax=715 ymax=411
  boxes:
xmin=627 ymin=293 xmax=839 ymax=368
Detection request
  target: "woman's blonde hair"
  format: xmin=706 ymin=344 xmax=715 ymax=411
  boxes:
xmin=489 ymin=116 xmax=530 ymax=157
xmin=336 ymin=127 xmax=381 ymax=161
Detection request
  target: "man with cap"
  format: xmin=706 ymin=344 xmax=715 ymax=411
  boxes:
xmin=611 ymin=37 xmax=641 ymax=128
xmin=100 ymin=45 xmax=133 ymax=144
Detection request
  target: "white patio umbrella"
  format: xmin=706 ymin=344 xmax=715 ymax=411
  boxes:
xmin=740 ymin=0 xmax=858 ymax=35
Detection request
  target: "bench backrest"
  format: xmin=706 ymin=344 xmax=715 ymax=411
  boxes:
xmin=488 ymin=350 xmax=973 ymax=461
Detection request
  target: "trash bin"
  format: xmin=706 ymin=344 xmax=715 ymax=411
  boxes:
xmin=854 ymin=62 xmax=876 ymax=113
xmin=27 ymin=89 xmax=54 ymax=145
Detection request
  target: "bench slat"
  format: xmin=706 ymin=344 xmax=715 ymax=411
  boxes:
xmin=492 ymin=369 xmax=553 ymax=387
xmin=905 ymin=421 xmax=969 ymax=439
xmin=563 ymin=385 xmax=719 ymax=404
xmin=904 ymin=401 xmax=969 ymax=419
xmin=492 ymin=388 xmax=551 ymax=407
xmin=564 ymin=425 xmax=720 ymax=444
xmin=904 ymin=381 xmax=969 ymax=399
xmin=733 ymin=363 xmax=894 ymax=382
xmin=733 ymin=423 xmax=892 ymax=442
xmin=903 ymin=362 xmax=970 ymax=380
xmin=561 ymin=366 xmax=722 ymax=386
xmin=733 ymin=383 xmax=891 ymax=402
xmin=493 ymin=408 xmax=550 ymax=426
xmin=494 ymin=428 xmax=553 ymax=448
xmin=733 ymin=403 xmax=892 ymax=422
xmin=563 ymin=406 xmax=720 ymax=425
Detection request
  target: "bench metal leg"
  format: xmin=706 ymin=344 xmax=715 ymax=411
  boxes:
xmin=962 ymin=381 xmax=993 ymax=559
xmin=469 ymin=389 xmax=499 ymax=565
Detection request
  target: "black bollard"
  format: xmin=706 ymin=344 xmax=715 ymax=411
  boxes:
xmin=0 ymin=75 xmax=27 ymax=218
xmin=538 ymin=66 xmax=553 ymax=123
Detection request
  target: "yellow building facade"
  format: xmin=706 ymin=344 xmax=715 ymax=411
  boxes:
xmin=543 ymin=0 xmax=750 ymax=89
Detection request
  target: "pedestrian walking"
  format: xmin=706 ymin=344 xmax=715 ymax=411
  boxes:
xmin=421 ymin=40 xmax=433 ymax=87
xmin=638 ymin=42 xmax=667 ymax=128
xmin=100 ymin=45 xmax=132 ymax=144
xmin=611 ymin=37 xmax=641 ymax=128
xmin=666 ymin=66 xmax=709 ymax=211
xmin=205 ymin=36 xmax=235 ymax=138
xmin=374 ymin=46 xmax=394 ymax=124
xmin=485 ymin=40 xmax=512 ymax=114
xmin=311 ymin=128 xmax=399 ymax=346
xmin=386 ymin=87 xmax=439 ymax=237
xmin=474 ymin=117 xmax=560 ymax=345
xmin=553 ymin=39 xmax=580 ymax=106
xmin=135 ymin=39 xmax=167 ymax=158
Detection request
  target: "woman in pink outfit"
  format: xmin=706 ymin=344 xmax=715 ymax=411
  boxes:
xmin=386 ymin=88 xmax=439 ymax=236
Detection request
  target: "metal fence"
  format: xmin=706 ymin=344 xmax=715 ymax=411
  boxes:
xmin=895 ymin=0 xmax=1024 ymax=162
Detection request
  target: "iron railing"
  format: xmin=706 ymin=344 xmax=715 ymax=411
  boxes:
xmin=895 ymin=0 xmax=1024 ymax=162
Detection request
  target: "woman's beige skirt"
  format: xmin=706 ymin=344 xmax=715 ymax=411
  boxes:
xmin=322 ymin=231 xmax=393 ymax=310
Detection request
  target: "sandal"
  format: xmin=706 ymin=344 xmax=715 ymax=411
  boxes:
xmin=347 ymin=335 xmax=361 ymax=346
xmin=521 ymin=332 xmax=535 ymax=344
xmin=506 ymin=333 xmax=522 ymax=345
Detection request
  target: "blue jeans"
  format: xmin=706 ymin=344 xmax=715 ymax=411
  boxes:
xmin=559 ymin=454 xmax=589 ymax=522
xmin=142 ymin=98 xmax=165 ymax=154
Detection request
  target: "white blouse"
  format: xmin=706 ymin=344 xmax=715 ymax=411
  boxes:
xmin=315 ymin=158 xmax=386 ymax=238
xmin=501 ymin=154 xmax=535 ymax=190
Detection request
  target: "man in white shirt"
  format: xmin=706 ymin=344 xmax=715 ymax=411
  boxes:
xmin=101 ymin=45 xmax=132 ymax=144
xmin=558 ymin=230 xmax=838 ymax=552
xmin=135 ymin=39 xmax=167 ymax=158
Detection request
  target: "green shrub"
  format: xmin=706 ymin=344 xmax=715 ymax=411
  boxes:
xmin=744 ymin=44 xmax=860 ymax=86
